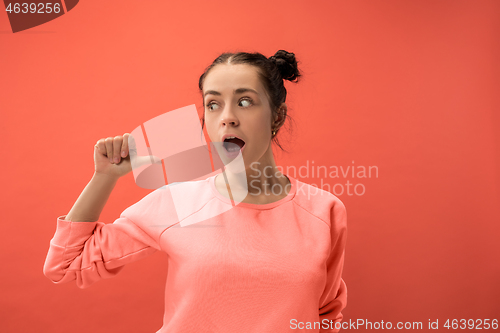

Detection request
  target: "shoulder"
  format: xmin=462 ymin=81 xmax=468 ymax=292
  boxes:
xmin=292 ymin=178 xmax=347 ymax=230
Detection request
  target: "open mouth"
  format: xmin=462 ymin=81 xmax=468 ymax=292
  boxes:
xmin=223 ymin=137 xmax=246 ymax=153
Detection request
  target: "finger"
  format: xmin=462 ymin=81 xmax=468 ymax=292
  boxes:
xmin=135 ymin=155 xmax=162 ymax=168
xmin=128 ymin=134 xmax=137 ymax=157
xmin=121 ymin=133 xmax=130 ymax=158
xmin=95 ymin=139 xmax=105 ymax=153
xmin=105 ymin=137 xmax=114 ymax=163
xmin=113 ymin=136 xmax=123 ymax=163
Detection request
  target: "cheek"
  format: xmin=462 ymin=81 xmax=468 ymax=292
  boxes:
xmin=206 ymin=123 xmax=218 ymax=142
xmin=258 ymin=116 xmax=273 ymax=132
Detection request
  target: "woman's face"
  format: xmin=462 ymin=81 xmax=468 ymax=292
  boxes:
xmin=203 ymin=64 xmax=276 ymax=167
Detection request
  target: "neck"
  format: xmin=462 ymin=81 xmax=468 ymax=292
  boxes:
xmin=217 ymin=143 xmax=289 ymax=197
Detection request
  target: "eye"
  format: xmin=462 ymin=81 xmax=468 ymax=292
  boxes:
xmin=206 ymin=102 xmax=219 ymax=111
xmin=239 ymin=98 xmax=253 ymax=107
xmin=205 ymin=98 xmax=253 ymax=112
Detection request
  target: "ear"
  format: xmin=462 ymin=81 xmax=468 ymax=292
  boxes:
xmin=273 ymin=103 xmax=287 ymax=129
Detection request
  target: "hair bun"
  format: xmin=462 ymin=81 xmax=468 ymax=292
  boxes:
xmin=270 ymin=50 xmax=301 ymax=82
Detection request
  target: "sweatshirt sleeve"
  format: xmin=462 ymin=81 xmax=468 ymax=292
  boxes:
xmin=43 ymin=213 xmax=162 ymax=289
xmin=319 ymin=198 xmax=348 ymax=332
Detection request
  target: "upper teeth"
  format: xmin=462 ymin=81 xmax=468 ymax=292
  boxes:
xmin=225 ymin=136 xmax=236 ymax=140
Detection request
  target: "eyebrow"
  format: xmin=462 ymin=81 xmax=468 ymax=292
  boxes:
xmin=204 ymin=88 xmax=259 ymax=98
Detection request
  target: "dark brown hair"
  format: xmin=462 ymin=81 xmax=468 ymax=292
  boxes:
xmin=198 ymin=50 xmax=301 ymax=153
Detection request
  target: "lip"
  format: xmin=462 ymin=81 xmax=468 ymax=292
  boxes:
xmin=221 ymin=133 xmax=246 ymax=157
xmin=221 ymin=133 xmax=246 ymax=144
xmin=221 ymin=134 xmax=246 ymax=149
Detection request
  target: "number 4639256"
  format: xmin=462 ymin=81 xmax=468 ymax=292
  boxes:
xmin=444 ymin=319 xmax=498 ymax=329
xmin=6 ymin=3 xmax=62 ymax=14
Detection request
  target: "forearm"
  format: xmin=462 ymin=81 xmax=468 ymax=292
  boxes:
xmin=65 ymin=172 xmax=119 ymax=222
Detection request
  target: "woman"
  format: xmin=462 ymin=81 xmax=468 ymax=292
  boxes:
xmin=43 ymin=50 xmax=348 ymax=333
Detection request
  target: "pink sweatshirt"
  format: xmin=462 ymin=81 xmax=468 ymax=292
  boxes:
xmin=43 ymin=173 xmax=348 ymax=332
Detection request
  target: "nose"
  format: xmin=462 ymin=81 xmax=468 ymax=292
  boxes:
xmin=219 ymin=104 xmax=239 ymax=127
